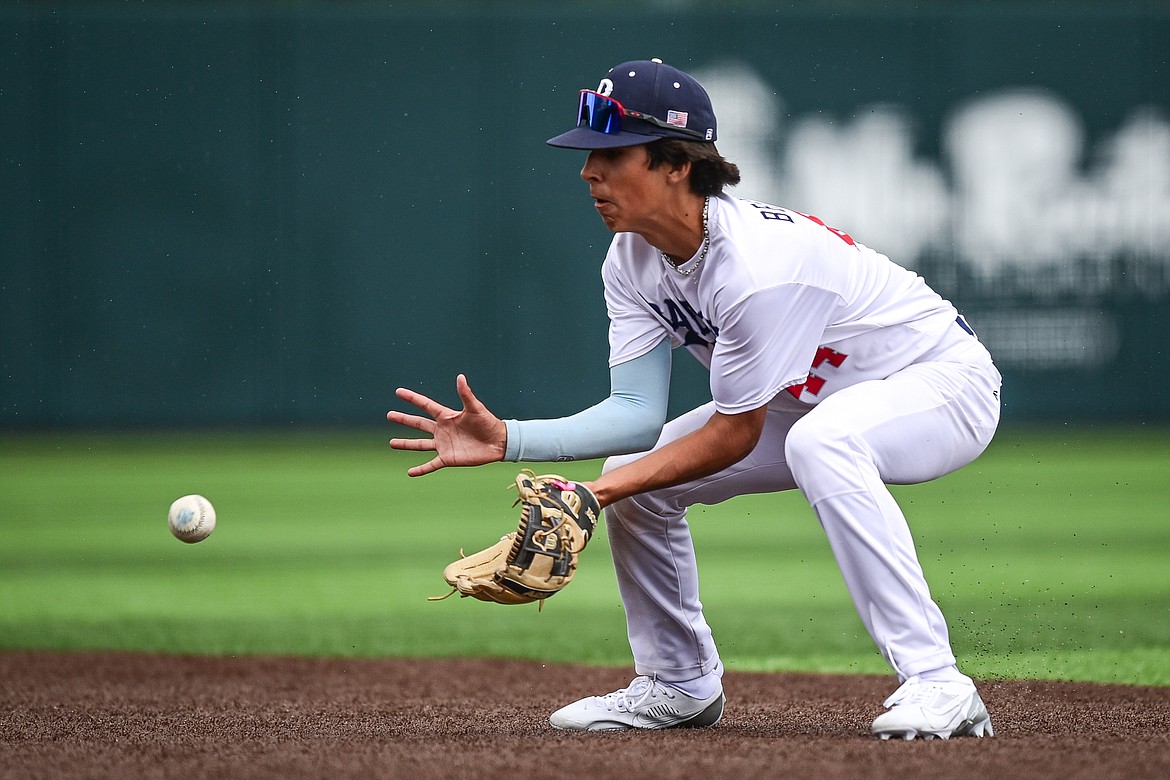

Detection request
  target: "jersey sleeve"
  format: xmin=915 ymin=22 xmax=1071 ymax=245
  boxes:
xmin=710 ymin=283 xmax=843 ymax=414
xmin=602 ymin=250 xmax=673 ymax=367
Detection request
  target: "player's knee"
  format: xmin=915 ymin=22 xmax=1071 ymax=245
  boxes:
xmin=784 ymin=414 xmax=855 ymax=484
xmin=604 ymin=490 xmax=671 ymax=536
xmin=784 ymin=415 xmax=825 ymax=466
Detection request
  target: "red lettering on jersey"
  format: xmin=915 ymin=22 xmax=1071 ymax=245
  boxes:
xmin=785 ymin=372 xmax=827 ymax=399
xmin=794 ymin=211 xmax=856 ymax=246
xmin=785 ymin=347 xmax=849 ymax=399
xmin=812 ymin=346 xmax=847 ymax=369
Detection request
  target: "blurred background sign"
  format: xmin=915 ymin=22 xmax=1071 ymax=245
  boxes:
xmin=2 ymin=2 xmax=1167 ymax=427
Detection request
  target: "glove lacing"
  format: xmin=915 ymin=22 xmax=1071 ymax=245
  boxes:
xmin=509 ymin=475 xmax=582 ymax=567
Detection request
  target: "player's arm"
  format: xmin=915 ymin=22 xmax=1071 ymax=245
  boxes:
xmin=584 ymin=403 xmax=767 ymax=508
xmin=502 ymin=338 xmax=671 ymax=462
xmin=388 ymin=339 xmax=671 ymax=477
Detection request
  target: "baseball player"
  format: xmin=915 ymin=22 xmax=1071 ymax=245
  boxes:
xmin=389 ymin=58 xmax=1001 ymax=740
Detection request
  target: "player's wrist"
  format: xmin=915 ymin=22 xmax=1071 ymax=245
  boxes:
xmin=501 ymin=419 xmax=520 ymax=461
xmin=579 ymin=481 xmax=603 ymax=509
xmin=492 ymin=424 xmax=508 ymax=462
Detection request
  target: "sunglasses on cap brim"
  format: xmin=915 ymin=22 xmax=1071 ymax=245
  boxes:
xmin=576 ymin=89 xmax=708 ymax=141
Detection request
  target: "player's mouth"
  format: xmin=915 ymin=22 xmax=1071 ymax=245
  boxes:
xmin=590 ymin=191 xmax=619 ymax=227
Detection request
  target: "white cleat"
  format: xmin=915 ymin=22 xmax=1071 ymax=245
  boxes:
xmin=550 ymin=676 xmax=725 ymax=731
xmin=871 ymin=676 xmax=995 ymax=741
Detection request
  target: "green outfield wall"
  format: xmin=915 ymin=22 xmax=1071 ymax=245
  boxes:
xmin=2 ymin=2 xmax=1168 ymax=427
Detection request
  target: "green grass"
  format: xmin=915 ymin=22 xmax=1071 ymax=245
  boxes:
xmin=1 ymin=426 xmax=1167 ymax=686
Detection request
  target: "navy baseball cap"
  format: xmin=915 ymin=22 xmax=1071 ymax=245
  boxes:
xmin=547 ymin=59 xmax=718 ymax=149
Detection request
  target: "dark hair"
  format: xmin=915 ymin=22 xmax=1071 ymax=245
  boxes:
xmin=645 ymin=139 xmax=741 ymax=196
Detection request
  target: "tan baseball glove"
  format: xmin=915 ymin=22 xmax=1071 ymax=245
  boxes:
xmin=429 ymin=470 xmax=600 ymax=608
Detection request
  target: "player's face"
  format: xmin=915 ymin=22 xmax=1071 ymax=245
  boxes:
xmin=580 ymin=145 xmax=672 ymax=234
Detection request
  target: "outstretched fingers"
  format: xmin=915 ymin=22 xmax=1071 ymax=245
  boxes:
xmin=406 ymin=458 xmax=444 ymax=478
xmin=388 ymin=387 xmax=442 ymax=454
xmin=394 ymin=386 xmax=452 ymax=420
xmin=386 ymin=409 xmax=436 ymax=435
xmin=388 ymin=436 xmax=436 ymax=452
xmin=387 ymin=375 xmax=505 ymax=476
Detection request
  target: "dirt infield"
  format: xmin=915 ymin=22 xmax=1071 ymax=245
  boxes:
xmin=2 ymin=652 xmax=1167 ymax=780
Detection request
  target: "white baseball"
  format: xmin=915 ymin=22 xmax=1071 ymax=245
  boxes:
xmin=168 ymin=494 xmax=216 ymax=543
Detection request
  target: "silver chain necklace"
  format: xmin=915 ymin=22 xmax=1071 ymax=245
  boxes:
xmin=663 ymin=197 xmax=710 ymax=276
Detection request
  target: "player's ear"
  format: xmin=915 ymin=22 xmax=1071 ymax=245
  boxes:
xmin=665 ymin=158 xmax=692 ymax=184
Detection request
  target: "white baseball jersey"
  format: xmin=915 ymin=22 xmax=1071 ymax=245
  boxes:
xmin=603 ymin=194 xmax=960 ymax=414
xmin=597 ymin=193 xmax=1002 ymax=690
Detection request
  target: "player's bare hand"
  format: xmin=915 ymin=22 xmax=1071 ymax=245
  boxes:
xmin=387 ymin=374 xmax=507 ymax=477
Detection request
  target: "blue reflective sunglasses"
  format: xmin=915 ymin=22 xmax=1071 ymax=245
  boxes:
xmin=576 ymin=90 xmax=707 ymax=140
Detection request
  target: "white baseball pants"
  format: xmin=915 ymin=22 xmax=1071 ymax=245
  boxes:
xmin=601 ymin=328 xmax=1001 ymax=685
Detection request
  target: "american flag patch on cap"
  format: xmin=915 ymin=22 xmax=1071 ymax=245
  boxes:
xmin=666 ymin=110 xmax=689 ymax=128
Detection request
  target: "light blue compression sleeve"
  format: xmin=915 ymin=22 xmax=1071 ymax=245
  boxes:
xmin=503 ymin=338 xmax=672 ymax=462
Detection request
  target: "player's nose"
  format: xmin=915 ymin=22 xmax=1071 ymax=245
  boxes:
xmin=580 ymin=151 xmax=602 ymax=182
